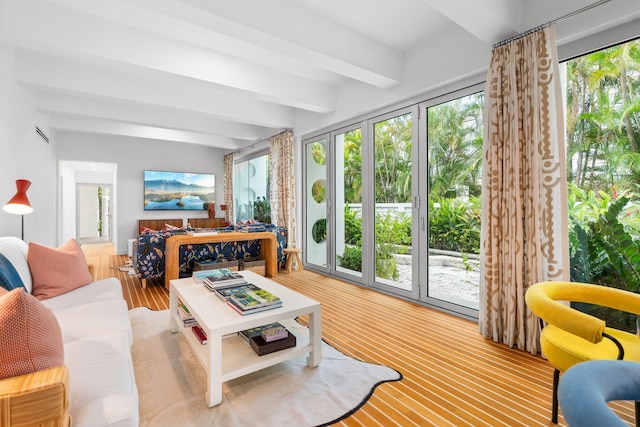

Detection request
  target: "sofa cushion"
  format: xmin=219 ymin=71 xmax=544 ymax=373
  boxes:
xmin=0 ymin=288 xmax=64 ymax=380
xmin=38 ymin=277 xmax=123 ymax=311
xmin=0 ymin=236 xmax=32 ymax=292
xmin=64 ymin=332 xmax=139 ymax=427
xmin=28 ymin=238 xmax=94 ymax=300
xmin=51 ymin=299 xmax=133 ymax=345
xmin=0 ymin=253 xmax=25 ymax=291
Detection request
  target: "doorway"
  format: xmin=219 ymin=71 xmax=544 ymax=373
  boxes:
xmin=77 ymin=184 xmax=112 ymax=244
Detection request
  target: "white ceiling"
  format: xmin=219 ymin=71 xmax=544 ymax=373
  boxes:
xmin=1 ymin=0 xmax=639 ymax=152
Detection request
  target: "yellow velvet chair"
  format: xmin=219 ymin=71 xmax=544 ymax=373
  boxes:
xmin=525 ymin=281 xmax=640 ymax=424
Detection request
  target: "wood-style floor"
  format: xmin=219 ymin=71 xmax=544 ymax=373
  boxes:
xmin=89 ymin=249 xmax=635 ymax=426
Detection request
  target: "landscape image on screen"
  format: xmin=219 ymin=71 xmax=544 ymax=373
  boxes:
xmin=144 ymin=170 xmax=215 ymax=210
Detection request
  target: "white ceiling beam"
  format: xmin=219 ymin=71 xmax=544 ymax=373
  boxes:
xmin=35 ymin=91 xmax=275 ymax=142
xmin=43 ymin=0 xmax=402 ymax=89
xmin=423 ymin=0 xmax=522 ymax=45
xmin=13 ymin=49 xmax=295 ymax=129
xmin=2 ymin=0 xmax=336 ymax=113
xmin=49 ymin=114 xmax=243 ymax=148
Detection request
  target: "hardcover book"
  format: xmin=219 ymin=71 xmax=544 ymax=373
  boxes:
xmin=192 ymin=325 xmax=208 ymax=345
xmin=211 ymin=283 xmax=260 ymax=301
xmin=240 ymin=322 xmax=286 ymax=343
xmin=192 ymin=268 xmax=236 ymax=284
xmin=203 ymin=271 xmax=247 ymax=287
xmin=227 ymin=298 xmax=283 ymax=315
xmin=229 ymin=288 xmax=281 ymax=310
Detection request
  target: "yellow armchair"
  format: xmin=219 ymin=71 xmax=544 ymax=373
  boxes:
xmin=0 ymin=366 xmax=69 ymax=427
xmin=525 ymin=281 xmax=640 ymax=424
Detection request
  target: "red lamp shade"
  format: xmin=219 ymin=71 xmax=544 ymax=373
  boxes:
xmin=3 ymin=179 xmax=33 ymax=215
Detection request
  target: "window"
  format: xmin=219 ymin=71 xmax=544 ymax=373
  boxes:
xmin=233 ymin=153 xmax=271 ymax=223
xmin=564 ymin=38 xmax=640 ymax=330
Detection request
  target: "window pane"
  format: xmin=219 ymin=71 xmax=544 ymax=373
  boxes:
xmin=305 ymin=140 xmax=328 ymax=268
xmin=565 ymin=38 xmax=640 ymax=331
xmin=233 ymin=154 xmax=270 ymax=222
xmin=427 ymin=93 xmax=483 ymax=308
xmin=335 ymin=128 xmax=362 ymax=277
xmin=374 ymin=113 xmax=412 ymax=289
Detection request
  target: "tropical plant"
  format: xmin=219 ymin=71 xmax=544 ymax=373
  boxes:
xmin=252 ymin=196 xmax=271 ymax=224
xmin=337 ymin=246 xmax=362 ymax=272
xmin=374 ymin=114 xmax=412 ymax=203
xmin=428 ymin=195 xmax=481 ymax=254
xmin=428 ymin=93 xmax=484 ymax=198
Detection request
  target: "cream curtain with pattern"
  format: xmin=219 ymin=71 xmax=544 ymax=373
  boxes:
xmin=269 ymin=131 xmax=297 ymax=247
xmin=223 ymin=153 xmax=234 ymax=223
xmin=480 ymin=27 xmax=569 ymax=354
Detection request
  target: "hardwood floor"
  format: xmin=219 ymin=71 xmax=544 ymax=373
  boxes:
xmin=96 ymin=254 xmax=635 ymax=426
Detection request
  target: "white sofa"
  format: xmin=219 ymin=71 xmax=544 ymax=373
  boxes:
xmin=0 ymin=237 xmax=139 ymax=427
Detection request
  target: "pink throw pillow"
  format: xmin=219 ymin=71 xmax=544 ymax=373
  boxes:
xmin=0 ymin=288 xmax=64 ymax=379
xmin=28 ymin=239 xmax=94 ymax=300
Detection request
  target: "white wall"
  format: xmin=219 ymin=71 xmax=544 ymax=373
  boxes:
xmin=0 ymin=44 xmax=57 ymax=246
xmin=56 ymin=133 xmax=226 ymax=254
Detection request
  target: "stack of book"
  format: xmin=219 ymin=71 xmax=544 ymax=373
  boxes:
xmin=211 ymin=282 xmax=260 ymax=301
xmin=227 ymin=287 xmax=282 ymax=315
xmin=203 ymin=272 xmax=246 ymax=290
xmin=177 ymin=301 xmax=198 ymax=327
xmin=240 ymin=323 xmax=296 ymax=356
xmin=239 ymin=224 xmax=266 ymax=233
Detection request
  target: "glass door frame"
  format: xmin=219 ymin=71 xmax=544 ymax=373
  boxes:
xmin=329 ymin=122 xmax=368 ymax=286
xmin=367 ymin=105 xmax=419 ymax=301
xmin=418 ymin=83 xmax=484 ymax=320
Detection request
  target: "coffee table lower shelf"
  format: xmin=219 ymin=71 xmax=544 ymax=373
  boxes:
xmin=173 ymin=313 xmax=311 ymax=382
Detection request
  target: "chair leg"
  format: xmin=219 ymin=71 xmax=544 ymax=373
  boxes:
xmin=635 ymin=401 xmax=640 ymax=427
xmin=552 ymin=369 xmax=560 ymax=424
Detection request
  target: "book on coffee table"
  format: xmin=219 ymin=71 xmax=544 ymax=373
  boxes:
xmin=229 ymin=288 xmax=280 ymax=310
xmin=211 ymin=283 xmax=260 ymax=301
xmin=239 ymin=322 xmax=286 ymax=343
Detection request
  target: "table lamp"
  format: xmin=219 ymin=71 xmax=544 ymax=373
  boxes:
xmin=3 ymin=179 xmax=33 ymax=240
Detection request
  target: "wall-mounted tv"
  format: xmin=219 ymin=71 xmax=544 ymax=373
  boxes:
xmin=143 ymin=170 xmax=215 ymax=211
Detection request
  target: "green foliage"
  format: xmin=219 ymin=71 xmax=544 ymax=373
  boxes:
xmin=568 ymin=185 xmax=640 ymax=293
xmin=252 ymin=196 xmax=271 ymax=224
xmin=312 ymin=218 xmax=326 ymax=243
xmin=428 ymin=195 xmax=481 ymax=254
xmin=344 ymin=207 xmax=362 ymax=245
xmin=337 ymin=246 xmax=362 ymax=272
xmin=374 ymin=114 xmax=413 ymax=203
xmin=428 ymin=93 xmax=484 ymax=199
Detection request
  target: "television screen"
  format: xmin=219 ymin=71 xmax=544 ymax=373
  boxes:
xmin=143 ymin=170 xmax=215 ymax=211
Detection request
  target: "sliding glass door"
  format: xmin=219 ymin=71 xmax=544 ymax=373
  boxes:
xmin=371 ymin=108 xmax=416 ymax=297
xmin=423 ymin=91 xmax=483 ymax=313
xmin=333 ymin=125 xmax=363 ymax=280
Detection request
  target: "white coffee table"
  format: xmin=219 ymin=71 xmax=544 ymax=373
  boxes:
xmin=169 ymin=270 xmax=322 ymax=407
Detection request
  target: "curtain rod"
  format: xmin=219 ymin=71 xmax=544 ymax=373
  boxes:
xmin=493 ymin=0 xmax=612 ymax=49
xmin=231 ymin=129 xmax=292 ymax=156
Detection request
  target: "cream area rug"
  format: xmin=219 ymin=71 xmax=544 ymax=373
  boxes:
xmin=130 ymin=308 xmax=402 ymax=427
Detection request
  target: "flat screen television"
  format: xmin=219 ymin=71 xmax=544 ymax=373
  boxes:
xmin=143 ymin=170 xmax=215 ymax=211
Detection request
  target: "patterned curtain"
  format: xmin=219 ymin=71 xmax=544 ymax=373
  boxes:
xmin=269 ymin=131 xmax=297 ymax=247
xmin=480 ymin=26 xmax=569 ymax=354
xmin=223 ymin=153 xmax=234 ymax=223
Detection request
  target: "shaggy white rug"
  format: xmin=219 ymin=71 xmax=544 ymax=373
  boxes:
xmin=130 ymin=308 xmax=401 ymax=427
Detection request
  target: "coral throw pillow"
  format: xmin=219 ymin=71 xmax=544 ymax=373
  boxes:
xmin=0 ymin=288 xmax=64 ymax=379
xmin=28 ymin=239 xmax=94 ymax=300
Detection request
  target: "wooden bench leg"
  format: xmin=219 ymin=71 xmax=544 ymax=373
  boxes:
xmin=141 ymin=278 xmax=147 ymax=289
